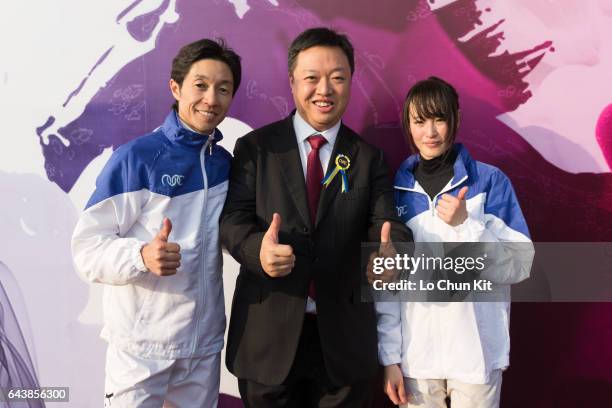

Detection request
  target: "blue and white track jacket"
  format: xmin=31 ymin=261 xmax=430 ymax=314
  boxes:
xmin=376 ymin=144 xmax=534 ymax=384
xmin=72 ymin=111 xmax=231 ymax=359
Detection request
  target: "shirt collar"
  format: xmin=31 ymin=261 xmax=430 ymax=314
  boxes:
xmin=292 ymin=110 xmax=340 ymax=147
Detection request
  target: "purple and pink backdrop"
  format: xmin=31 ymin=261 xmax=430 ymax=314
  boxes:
xmin=3 ymin=0 xmax=612 ymax=406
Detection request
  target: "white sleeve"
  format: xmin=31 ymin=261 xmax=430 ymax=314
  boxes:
xmin=71 ymin=190 xmax=149 ymax=285
xmin=475 ymin=221 xmax=534 ymax=285
xmin=451 ymin=172 xmax=534 ymax=285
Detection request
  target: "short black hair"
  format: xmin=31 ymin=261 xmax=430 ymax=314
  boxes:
xmin=170 ymin=38 xmax=242 ymax=110
xmin=288 ymin=27 xmax=355 ymax=75
xmin=402 ymin=76 xmax=460 ymax=153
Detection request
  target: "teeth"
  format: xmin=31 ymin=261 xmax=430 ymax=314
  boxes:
xmin=198 ymin=111 xmax=215 ymax=118
xmin=314 ymin=101 xmax=332 ymax=107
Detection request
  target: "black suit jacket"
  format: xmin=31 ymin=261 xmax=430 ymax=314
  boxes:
xmin=220 ymin=114 xmax=411 ymax=387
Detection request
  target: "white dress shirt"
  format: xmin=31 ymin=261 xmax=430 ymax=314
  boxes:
xmin=292 ymin=111 xmax=341 ymax=313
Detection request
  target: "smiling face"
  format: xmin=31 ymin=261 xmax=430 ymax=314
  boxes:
xmin=170 ymin=58 xmax=234 ymax=135
xmin=408 ymin=104 xmax=452 ymax=160
xmin=289 ymin=46 xmax=351 ymax=132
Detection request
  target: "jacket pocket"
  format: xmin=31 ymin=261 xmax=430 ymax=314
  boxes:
xmin=131 ymin=273 xmax=159 ymax=330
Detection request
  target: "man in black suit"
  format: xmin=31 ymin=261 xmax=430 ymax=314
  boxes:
xmin=220 ymin=27 xmax=411 ymax=407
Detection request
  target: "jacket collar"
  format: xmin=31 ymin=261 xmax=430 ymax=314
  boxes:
xmin=160 ymin=110 xmax=224 ymax=148
xmin=395 ymin=143 xmax=471 ymax=189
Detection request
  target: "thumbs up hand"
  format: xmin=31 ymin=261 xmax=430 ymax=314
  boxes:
xmin=436 ymin=186 xmax=468 ymax=227
xmin=367 ymin=221 xmax=398 ymax=284
xmin=141 ymin=218 xmax=182 ymax=276
xmin=259 ymin=213 xmax=295 ymax=277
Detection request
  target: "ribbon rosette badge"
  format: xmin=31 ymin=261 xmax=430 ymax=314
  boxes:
xmin=322 ymin=154 xmax=351 ymax=192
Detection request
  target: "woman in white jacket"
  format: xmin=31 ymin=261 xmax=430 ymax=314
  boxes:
xmin=376 ymin=77 xmax=534 ymax=407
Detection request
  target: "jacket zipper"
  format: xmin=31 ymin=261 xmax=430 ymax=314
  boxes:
xmin=192 ymin=138 xmax=212 ymax=354
xmin=396 ymin=174 xmax=467 ymax=377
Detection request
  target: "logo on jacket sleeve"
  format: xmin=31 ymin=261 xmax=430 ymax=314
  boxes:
xmin=161 ymin=174 xmax=185 ymax=187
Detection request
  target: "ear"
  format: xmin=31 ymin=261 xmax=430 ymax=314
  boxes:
xmin=169 ymin=79 xmax=181 ymax=100
xmin=289 ymin=72 xmax=295 ymax=87
xmin=457 ymin=109 xmax=461 ymax=128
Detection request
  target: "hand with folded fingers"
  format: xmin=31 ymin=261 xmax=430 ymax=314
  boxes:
xmin=367 ymin=221 xmax=399 ymax=284
xmin=436 ymin=186 xmax=468 ymax=226
xmin=259 ymin=213 xmax=296 ymax=277
xmin=141 ymin=218 xmax=181 ymax=276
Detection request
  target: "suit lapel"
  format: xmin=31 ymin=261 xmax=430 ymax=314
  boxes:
xmin=315 ymin=124 xmax=359 ymax=227
xmin=271 ymin=115 xmax=312 ymax=227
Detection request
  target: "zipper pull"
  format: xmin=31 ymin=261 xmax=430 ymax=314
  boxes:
xmin=207 ymin=134 xmax=214 ymax=155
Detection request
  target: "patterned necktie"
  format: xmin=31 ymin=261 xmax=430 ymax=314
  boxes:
xmin=306 ymin=134 xmax=327 ymax=225
xmin=306 ymin=134 xmax=327 ymax=301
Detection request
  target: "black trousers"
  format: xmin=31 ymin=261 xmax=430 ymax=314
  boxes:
xmin=238 ymin=315 xmax=375 ymax=408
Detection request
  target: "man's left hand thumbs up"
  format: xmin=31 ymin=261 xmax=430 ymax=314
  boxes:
xmin=367 ymin=222 xmax=398 ymax=284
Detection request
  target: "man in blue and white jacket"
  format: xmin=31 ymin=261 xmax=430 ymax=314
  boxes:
xmin=72 ymin=38 xmax=241 ymax=407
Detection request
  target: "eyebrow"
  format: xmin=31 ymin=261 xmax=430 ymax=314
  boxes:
xmin=302 ymin=67 xmax=348 ymax=74
xmin=410 ymin=114 xmax=445 ymax=121
xmin=193 ymin=74 xmax=233 ymax=85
